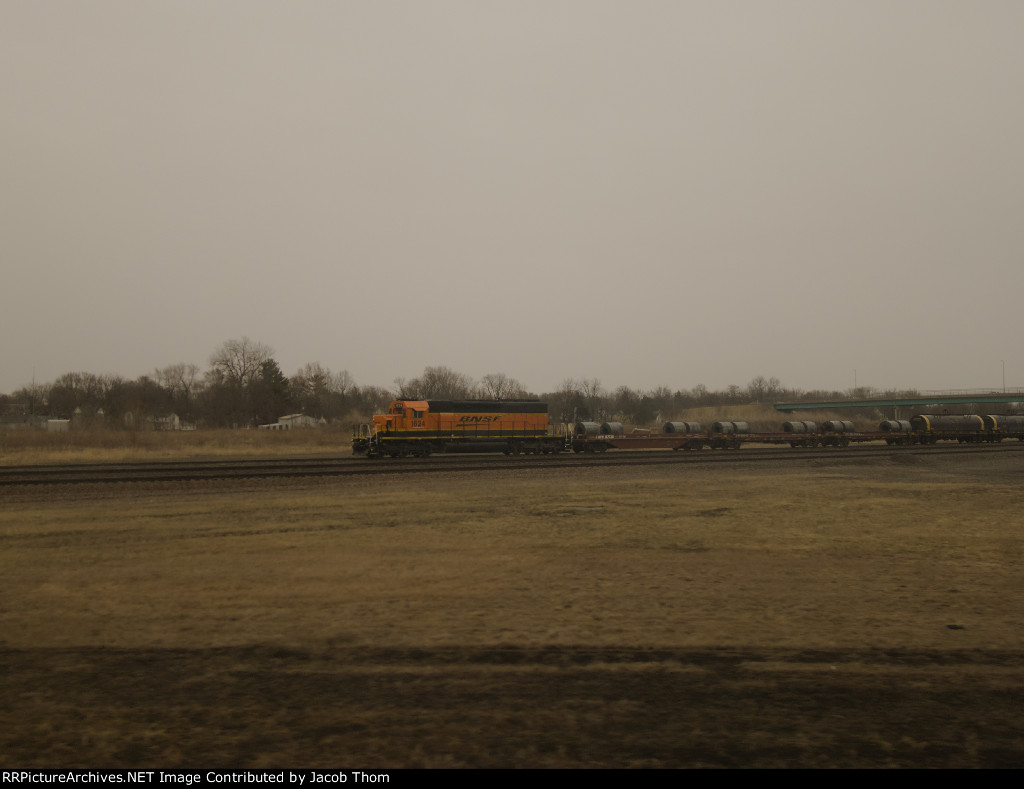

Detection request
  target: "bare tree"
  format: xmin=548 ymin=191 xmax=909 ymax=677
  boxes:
xmin=291 ymin=363 xmax=357 ymax=419
xmin=392 ymin=377 xmax=412 ymax=398
xmin=10 ymin=382 xmax=49 ymax=415
xmin=291 ymin=362 xmax=333 ymax=401
xmin=747 ymin=375 xmax=782 ymax=402
xmin=478 ymin=372 xmax=526 ymax=399
xmin=548 ymin=378 xmax=586 ymax=423
xmin=208 ymin=337 xmax=274 ymax=386
xmin=403 ymin=366 xmax=475 ymax=399
xmin=47 ymin=372 xmax=110 ymax=418
xmin=155 ymin=363 xmax=202 ymax=416
xmin=355 ymin=385 xmax=393 ymax=415
xmin=202 ymin=338 xmax=276 ymax=427
xmin=580 ymin=378 xmax=607 ymax=420
xmin=332 ymin=369 xmax=354 ymax=397
xmin=647 ymin=385 xmax=674 ymax=423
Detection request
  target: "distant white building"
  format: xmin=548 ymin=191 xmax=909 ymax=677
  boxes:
xmin=259 ymin=414 xmax=323 ymax=430
xmin=152 ymin=414 xmax=181 ymax=431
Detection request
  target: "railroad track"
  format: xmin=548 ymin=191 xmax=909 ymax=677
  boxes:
xmin=2 ymin=442 xmax=1022 ymax=487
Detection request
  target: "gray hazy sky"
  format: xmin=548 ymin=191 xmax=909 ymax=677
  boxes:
xmin=3 ymin=1 xmax=1022 ymax=396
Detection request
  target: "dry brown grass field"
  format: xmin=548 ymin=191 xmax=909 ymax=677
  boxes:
xmin=2 ymin=445 xmax=1023 ymax=767
xmin=0 ymin=427 xmax=351 ymax=466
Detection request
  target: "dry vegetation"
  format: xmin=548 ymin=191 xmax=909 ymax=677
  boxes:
xmin=2 ymin=450 xmax=1023 ymax=767
xmin=0 ymin=427 xmax=352 ymax=466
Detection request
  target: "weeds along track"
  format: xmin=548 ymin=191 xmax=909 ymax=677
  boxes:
xmin=2 ymin=443 xmax=1023 ymax=487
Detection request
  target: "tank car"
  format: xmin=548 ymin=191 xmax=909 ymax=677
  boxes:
xmin=909 ymin=414 xmax=987 ymax=443
xmin=982 ymin=414 xmax=1024 ymax=440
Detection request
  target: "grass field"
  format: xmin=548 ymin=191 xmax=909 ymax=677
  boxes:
xmin=0 ymin=427 xmax=351 ymax=466
xmin=2 ymin=449 xmax=1023 ymax=767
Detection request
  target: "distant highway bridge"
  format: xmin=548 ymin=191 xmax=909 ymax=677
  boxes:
xmin=775 ymin=390 xmax=1024 ymax=418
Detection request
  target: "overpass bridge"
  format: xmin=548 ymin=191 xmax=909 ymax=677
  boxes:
xmin=774 ymin=390 xmax=1024 ymax=419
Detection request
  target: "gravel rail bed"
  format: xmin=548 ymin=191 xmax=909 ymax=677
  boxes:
xmin=2 ymin=442 xmax=1023 ymax=487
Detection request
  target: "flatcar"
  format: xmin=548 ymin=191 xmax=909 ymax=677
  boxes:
xmin=563 ymin=414 xmax=1024 ymax=453
xmin=352 ymin=399 xmax=565 ymax=458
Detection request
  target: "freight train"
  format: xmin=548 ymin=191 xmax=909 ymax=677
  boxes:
xmin=351 ymin=399 xmax=1024 ymax=458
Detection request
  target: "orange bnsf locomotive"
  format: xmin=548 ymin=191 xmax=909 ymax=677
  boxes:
xmin=351 ymin=399 xmax=565 ymax=458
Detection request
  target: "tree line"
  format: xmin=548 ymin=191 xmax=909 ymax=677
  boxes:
xmin=0 ymin=338 xmax=921 ymax=429
xmin=1 ymin=338 xmax=391 ymax=429
xmin=395 ymin=370 xmax=918 ymax=425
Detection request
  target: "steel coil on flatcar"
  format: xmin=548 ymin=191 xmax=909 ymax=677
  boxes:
xmin=712 ymin=421 xmax=750 ymax=434
xmin=663 ymin=421 xmax=701 ymax=433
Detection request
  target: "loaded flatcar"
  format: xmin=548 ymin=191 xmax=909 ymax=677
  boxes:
xmin=910 ymin=414 xmax=989 ymax=443
xmin=352 ymin=399 xmax=566 ymax=458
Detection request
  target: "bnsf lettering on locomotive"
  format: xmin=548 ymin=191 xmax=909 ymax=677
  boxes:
xmin=459 ymin=415 xmax=497 ymax=423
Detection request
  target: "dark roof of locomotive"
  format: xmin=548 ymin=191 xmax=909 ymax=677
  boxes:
xmin=425 ymin=400 xmax=548 ymax=414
